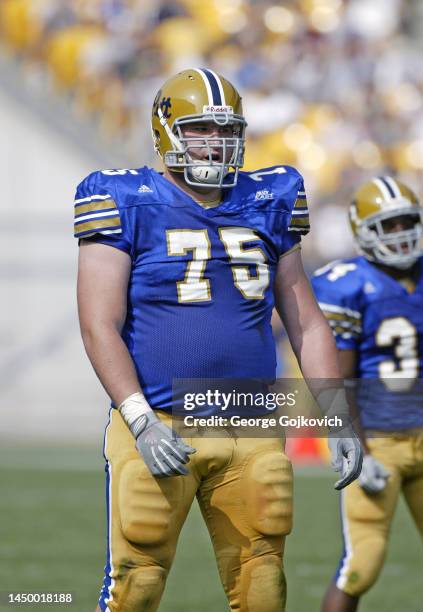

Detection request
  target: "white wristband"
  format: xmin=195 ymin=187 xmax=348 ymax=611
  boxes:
xmin=118 ymin=392 xmax=152 ymax=434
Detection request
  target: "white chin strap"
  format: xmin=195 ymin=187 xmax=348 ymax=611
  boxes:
xmin=189 ymin=161 xmax=223 ymax=184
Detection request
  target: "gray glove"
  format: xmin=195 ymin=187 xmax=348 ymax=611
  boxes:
xmin=358 ymin=454 xmax=390 ymax=494
xmin=134 ymin=411 xmax=196 ymax=478
xmin=328 ymin=426 xmax=363 ymax=490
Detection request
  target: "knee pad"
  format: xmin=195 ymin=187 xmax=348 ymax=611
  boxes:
xmin=336 ymin=536 xmax=386 ymax=596
xmin=238 ymin=554 xmax=286 ymax=612
xmin=243 ymin=450 xmax=293 ymax=536
xmin=118 ymin=459 xmax=182 ymax=546
xmin=119 ymin=566 xmax=167 ymax=612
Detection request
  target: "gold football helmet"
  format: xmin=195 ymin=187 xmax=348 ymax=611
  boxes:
xmin=349 ymin=176 xmax=422 ymax=269
xmin=151 ymin=68 xmax=246 ymax=188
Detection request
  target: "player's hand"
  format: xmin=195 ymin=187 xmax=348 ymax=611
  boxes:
xmin=358 ymin=454 xmax=390 ymax=494
xmin=328 ymin=425 xmax=363 ymax=490
xmin=135 ymin=411 xmax=196 ymax=478
xmin=317 ymin=388 xmax=363 ymax=490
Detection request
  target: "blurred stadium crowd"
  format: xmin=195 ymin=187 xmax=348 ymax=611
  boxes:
xmin=1 ymin=0 xmax=423 ymax=262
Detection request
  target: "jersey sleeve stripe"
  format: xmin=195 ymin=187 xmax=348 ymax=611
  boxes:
xmin=74 ymin=210 xmax=120 ymax=224
xmin=75 ymin=207 xmax=117 ymax=220
xmin=321 ymin=310 xmax=359 ymax=321
xmin=288 ymin=225 xmax=310 ymax=233
xmin=289 ymin=216 xmax=310 ymax=227
xmin=74 ymin=193 xmax=112 ymax=205
xmin=289 ymin=194 xmax=309 ymax=232
xmin=323 ymin=311 xmax=361 ymax=325
xmin=318 ymin=302 xmax=361 ymax=319
xmin=326 ymin=318 xmax=361 ymax=339
xmin=98 ymin=229 xmax=123 ymax=236
xmin=74 ymin=199 xmax=117 ymax=215
xmin=334 ymin=330 xmax=357 ymax=340
xmin=74 ymin=216 xmax=122 ymax=238
xmin=288 ymin=184 xmax=310 ymax=235
xmin=291 ymin=210 xmax=309 ymax=217
xmin=326 ymin=318 xmax=362 ymax=334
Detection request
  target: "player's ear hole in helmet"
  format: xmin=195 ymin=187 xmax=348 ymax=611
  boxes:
xmin=349 ymin=176 xmax=423 ymax=269
xmin=151 ymin=68 xmax=247 ymax=189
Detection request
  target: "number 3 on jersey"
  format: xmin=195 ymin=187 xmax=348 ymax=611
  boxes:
xmin=166 ymin=227 xmax=270 ymax=302
xmin=376 ymin=316 xmax=419 ymax=390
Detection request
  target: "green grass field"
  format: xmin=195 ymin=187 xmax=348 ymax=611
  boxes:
xmin=0 ymin=446 xmax=421 ymax=612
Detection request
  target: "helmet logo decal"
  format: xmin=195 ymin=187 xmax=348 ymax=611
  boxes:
xmin=153 ymin=94 xmax=172 ymax=119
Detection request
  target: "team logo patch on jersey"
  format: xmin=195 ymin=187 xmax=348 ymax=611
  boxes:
xmin=255 ymin=189 xmax=274 ymax=201
xmin=138 ymin=184 xmax=153 ymax=193
xmin=364 ymin=281 xmax=376 ymax=294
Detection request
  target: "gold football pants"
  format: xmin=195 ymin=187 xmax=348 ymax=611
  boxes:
xmin=99 ymin=410 xmax=293 ymax=611
xmin=336 ymin=433 xmax=423 ymax=596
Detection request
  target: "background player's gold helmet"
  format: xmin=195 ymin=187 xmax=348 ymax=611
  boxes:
xmin=349 ymin=176 xmax=423 ymax=269
xmin=151 ymin=68 xmax=246 ymax=188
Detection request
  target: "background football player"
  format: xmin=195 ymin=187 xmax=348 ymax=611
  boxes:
xmin=312 ymin=176 xmax=423 ymax=612
xmin=75 ymin=68 xmax=362 ymax=612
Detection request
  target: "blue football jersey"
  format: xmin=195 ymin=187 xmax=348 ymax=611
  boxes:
xmin=74 ymin=165 xmax=309 ymax=415
xmin=312 ymin=256 xmax=423 ymax=430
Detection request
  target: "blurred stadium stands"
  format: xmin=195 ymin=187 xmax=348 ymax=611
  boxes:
xmin=1 ymin=0 xmax=423 ymax=446
xmin=0 ymin=81 xmax=109 ymax=442
xmin=1 ymin=0 xmax=423 ymax=263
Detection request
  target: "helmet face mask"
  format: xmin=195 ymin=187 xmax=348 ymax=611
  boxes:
xmin=350 ymin=177 xmax=423 ymax=270
xmin=152 ymin=69 xmax=246 ymax=188
xmin=169 ymin=114 xmax=245 ymax=187
xmin=354 ymin=208 xmax=423 ymax=269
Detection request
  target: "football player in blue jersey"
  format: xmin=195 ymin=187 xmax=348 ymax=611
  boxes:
xmin=75 ymin=68 xmax=362 ymax=612
xmin=312 ymin=176 xmax=423 ymax=612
